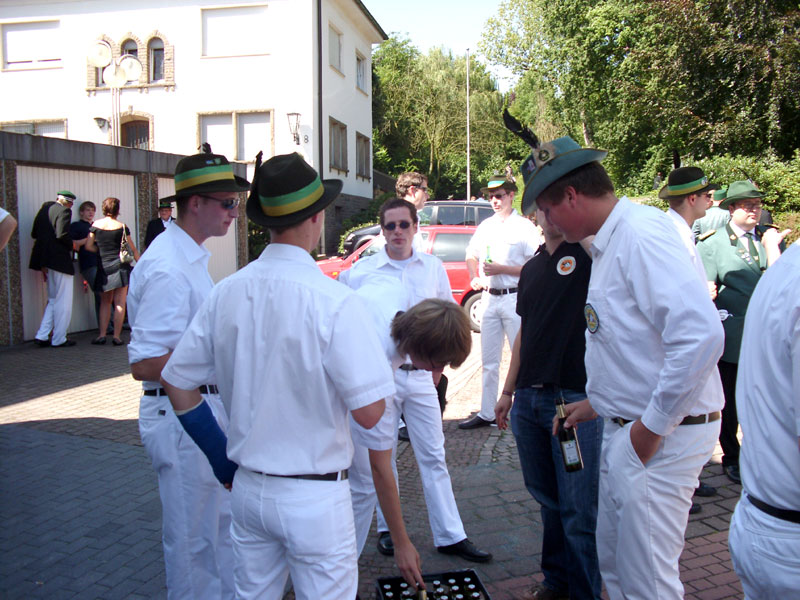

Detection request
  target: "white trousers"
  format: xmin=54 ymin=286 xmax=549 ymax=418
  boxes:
xmin=597 ymin=419 xmax=719 ymax=600
xmin=139 ymin=392 xmax=235 ymax=600
xmin=729 ymin=493 xmax=800 ymax=600
xmin=35 ymin=270 xmax=73 ymax=345
xmin=479 ymin=292 xmax=520 ymax=421
xmin=230 ymin=469 xmax=358 ymax=600
xmin=375 ymin=369 xmax=466 ymax=546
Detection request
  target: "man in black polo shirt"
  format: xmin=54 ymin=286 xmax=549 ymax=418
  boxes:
xmin=495 ymin=208 xmax=603 ymax=600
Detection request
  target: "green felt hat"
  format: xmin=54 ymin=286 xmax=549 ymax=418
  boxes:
xmin=162 ymin=148 xmax=249 ymax=203
xmin=719 ymin=180 xmax=765 ymax=209
xmin=246 ymin=153 xmax=342 ymax=228
xmin=658 ymin=167 xmax=718 ymax=200
xmin=713 ymin=188 xmax=727 ymax=202
xmin=158 ymin=198 xmax=173 ymax=209
xmin=519 ymin=137 xmax=608 ymax=215
xmin=57 ymin=190 xmax=76 ymax=200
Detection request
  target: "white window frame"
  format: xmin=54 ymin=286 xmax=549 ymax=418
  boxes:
xmin=328 ymin=24 xmax=342 ymax=73
xmin=199 ymin=110 xmax=273 ymax=162
xmin=356 ymin=132 xmax=370 ymax=180
xmin=2 ymin=20 xmax=62 ymax=70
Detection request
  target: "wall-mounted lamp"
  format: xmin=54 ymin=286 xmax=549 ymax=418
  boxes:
xmin=94 ymin=117 xmax=109 ymax=130
xmin=287 ymin=112 xmax=301 ymax=145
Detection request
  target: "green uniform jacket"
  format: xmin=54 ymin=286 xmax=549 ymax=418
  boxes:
xmin=697 ymin=223 xmax=767 ymax=363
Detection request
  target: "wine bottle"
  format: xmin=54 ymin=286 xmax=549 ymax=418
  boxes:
xmin=556 ymin=393 xmax=584 ymax=472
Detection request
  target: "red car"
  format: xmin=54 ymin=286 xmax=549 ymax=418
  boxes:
xmin=316 ymin=225 xmax=483 ymax=331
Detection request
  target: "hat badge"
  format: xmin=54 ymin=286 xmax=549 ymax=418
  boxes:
xmin=538 ymin=149 xmax=551 ymax=162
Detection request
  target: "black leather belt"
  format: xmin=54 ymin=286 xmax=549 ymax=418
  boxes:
xmin=612 ymin=411 xmax=721 ymax=428
xmin=399 ymin=364 xmax=420 ymax=371
xmin=143 ymin=385 xmax=218 ymax=396
xmin=488 ymin=287 xmax=518 ymax=296
xmin=258 ymin=470 xmax=348 ymax=482
xmin=748 ymin=493 xmax=800 ymax=524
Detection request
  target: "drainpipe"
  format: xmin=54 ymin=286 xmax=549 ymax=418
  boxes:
xmin=316 ymin=0 xmax=326 ymax=251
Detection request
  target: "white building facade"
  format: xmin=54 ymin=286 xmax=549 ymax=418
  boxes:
xmin=0 ymin=0 xmax=386 ymax=253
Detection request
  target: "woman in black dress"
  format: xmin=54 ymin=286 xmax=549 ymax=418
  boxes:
xmin=86 ymin=197 xmax=140 ymax=345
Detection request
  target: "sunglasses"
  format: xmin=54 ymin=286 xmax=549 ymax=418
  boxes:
xmin=383 ymin=220 xmax=412 ymax=231
xmin=198 ymin=194 xmax=240 ymax=210
xmin=489 ymin=192 xmax=506 ymax=200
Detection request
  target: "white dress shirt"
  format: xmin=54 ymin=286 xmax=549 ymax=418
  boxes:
xmin=340 ymin=246 xmax=452 ymax=307
xmin=667 ymin=207 xmax=708 ymax=283
xmin=127 ymin=224 xmax=214 ymax=389
xmin=586 ymin=198 xmax=724 ymax=436
xmin=737 ymin=242 xmax=800 ymax=510
xmin=161 ymin=243 xmax=395 ymax=476
xmin=465 ymin=209 xmax=540 ymax=288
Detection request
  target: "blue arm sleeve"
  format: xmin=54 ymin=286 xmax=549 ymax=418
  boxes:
xmin=176 ymin=400 xmax=238 ymax=486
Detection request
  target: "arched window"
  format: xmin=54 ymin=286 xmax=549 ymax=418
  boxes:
xmin=148 ymin=38 xmax=164 ymax=82
xmin=121 ymin=39 xmax=138 ymax=58
xmin=122 ymin=119 xmax=149 ymax=149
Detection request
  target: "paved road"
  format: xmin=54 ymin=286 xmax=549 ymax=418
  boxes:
xmin=0 ymin=331 xmax=743 ymax=599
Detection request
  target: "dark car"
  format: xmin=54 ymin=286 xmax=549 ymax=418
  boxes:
xmin=341 ymin=200 xmax=493 ymax=256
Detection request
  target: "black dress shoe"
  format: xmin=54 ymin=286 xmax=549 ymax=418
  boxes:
xmin=436 ymin=538 xmax=492 ymax=563
xmin=377 ymin=531 xmax=394 ymax=556
xmin=458 ymin=415 xmax=495 ymax=430
xmin=689 ymin=502 xmax=702 ymax=515
xmin=694 ymin=482 xmax=717 ymax=497
xmin=725 ymin=464 xmax=741 ymax=484
xmin=398 ymin=426 xmax=410 ymax=441
xmin=51 ymin=339 xmax=76 ymax=347
xmin=34 ymin=338 xmax=51 ymax=347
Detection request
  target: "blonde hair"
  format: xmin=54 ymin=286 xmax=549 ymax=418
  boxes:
xmin=391 ymin=299 xmax=471 ymax=368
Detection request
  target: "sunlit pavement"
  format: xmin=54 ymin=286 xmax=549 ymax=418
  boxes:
xmin=0 ymin=331 xmax=742 ymax=599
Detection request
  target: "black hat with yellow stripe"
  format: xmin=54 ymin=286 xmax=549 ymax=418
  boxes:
xmin=163 ymin=145 xmax=250 ymax=203
xmin=658 ymin=166 xmax=718 ymax=200
xmin=247 ymin=152 xmax=342 ymax=228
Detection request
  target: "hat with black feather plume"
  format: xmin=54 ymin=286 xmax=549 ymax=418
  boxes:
xmin=503 ymin=109 xmax=607 ymax=214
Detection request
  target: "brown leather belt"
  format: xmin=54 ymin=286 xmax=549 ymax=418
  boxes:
xmin=612 ymin=411 xmax=721 ymax=428
xmin=258 ymin=470 xmax=348 ymax=482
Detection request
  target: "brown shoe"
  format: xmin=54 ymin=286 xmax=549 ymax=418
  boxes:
xmin=522 ymin=582 xmax=569 ymax=600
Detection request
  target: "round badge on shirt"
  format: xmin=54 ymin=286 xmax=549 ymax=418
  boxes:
xmin=557 ymin=256 xmax=576 ymax=275
xmin=584 ymin=303 xmax=599 ymax=333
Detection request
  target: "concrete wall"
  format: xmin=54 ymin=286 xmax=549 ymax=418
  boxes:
xmin=0 ymin=131 xmax=246 ymax=345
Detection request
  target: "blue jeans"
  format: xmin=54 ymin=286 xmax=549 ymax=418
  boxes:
xmin=511 ymin=387 xmax=603 ymax=599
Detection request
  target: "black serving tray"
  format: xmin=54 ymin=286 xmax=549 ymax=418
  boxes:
xmin=375 ymin=568 xmax=490 ymax=599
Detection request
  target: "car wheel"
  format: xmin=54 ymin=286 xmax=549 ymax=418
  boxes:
xmin=463 ymin=292 xmax=482 ymax=333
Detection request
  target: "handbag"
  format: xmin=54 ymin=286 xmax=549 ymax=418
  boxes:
xmin=119 ymin=227 xmax=134 ymax=264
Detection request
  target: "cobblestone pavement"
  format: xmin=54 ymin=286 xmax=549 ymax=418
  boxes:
xmin=0 ymin=331 xmax=743 ymax=599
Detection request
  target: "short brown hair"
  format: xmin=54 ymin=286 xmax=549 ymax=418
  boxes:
xmin=379 ymin=198 xmax=417 ymax=227
xmin=101 ymin=197 xmax=120 ymax=217
xmin=391 ymin=299 xmax=472 ymax=369
xmin=395 ymin=172 xmax=427 ymax=199
xmin=536 ymin=162 xmax=614 ymax=206
xmin=78 ymin=201 xmax=96 ymax=213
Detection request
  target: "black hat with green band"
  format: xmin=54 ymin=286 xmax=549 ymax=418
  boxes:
xmin=246 ymin=152 xmax=342 ymax=228
xmin=161 ymin=147 xmax=249 ymax=203
xmin=658 ymin=166 xmax=718 ymax=200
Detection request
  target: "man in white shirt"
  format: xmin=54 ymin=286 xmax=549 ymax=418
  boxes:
xmin=662 ymin=166 xmax=723 ymax=505
xmin=460 ymin=175 xmax=540 ymax=429
xmin=127 ymin=147 xmax=249 ymax=599
xmin=161 ymin=153 xmax=392 ymax=600
xmin=340 ymin=198 xmax=492 ymax=563
xmin=728 ymin=241 xmax=800 ymax=599
xmin=517 ymin=132 xmax=725 ymax=599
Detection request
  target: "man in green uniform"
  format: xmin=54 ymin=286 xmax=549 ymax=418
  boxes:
xmin=697 ymin=180 xmax=790 ymax=483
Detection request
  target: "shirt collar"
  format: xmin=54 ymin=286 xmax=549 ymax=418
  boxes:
xmin=591 ymin=196 xmax=628 ymax=257
xmin=260 ymin=242 xmax=318 ymax=266
xmin=667 ymin=207 xmax=694 ymax=239
xmin=171 ymin=223 xmax=211 ymax=265
xmin=728 ymin=220 xmax=754 ymax=238
xmin=374 ymin=245 xmax=422 ymax=268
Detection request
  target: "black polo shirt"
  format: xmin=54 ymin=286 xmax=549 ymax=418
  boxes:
xmin=515 ymin=241 xmax=591 ymax=392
